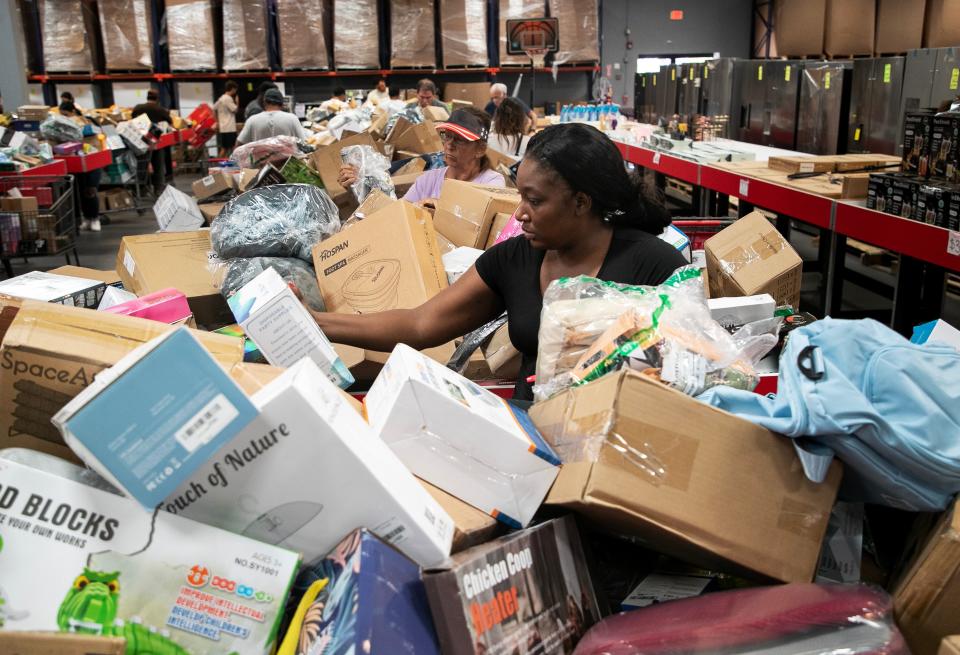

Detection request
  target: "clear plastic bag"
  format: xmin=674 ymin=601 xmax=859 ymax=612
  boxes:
xmin=385 ymin=105 xmax=424 ymax=136
xmin=341 ymin=145 xmax=396 ymax=202
xmin=327 ymin=106 xmax=374 ymax=141
xmin=230 ymin=135 xmax=304 ymax=168
xmin=219 ymin=257 xmax=326 ymax=312
xmin=210 ymin=184 xmax=341 ymax=262
xmin=40 ymin=114 xmax=83 ymax=144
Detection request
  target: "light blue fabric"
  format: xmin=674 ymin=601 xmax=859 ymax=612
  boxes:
xmin=698 ymin=317 xmax=960 ymax=511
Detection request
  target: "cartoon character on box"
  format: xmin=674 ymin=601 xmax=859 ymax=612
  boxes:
xmin=0 ymin=535 xmax=29 ymax=627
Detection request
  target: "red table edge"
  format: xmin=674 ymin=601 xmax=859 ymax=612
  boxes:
xmin=0 ymin=159 xmax=69 ymax=177
xmin=55 ymin=149 xmax=113 ymax=173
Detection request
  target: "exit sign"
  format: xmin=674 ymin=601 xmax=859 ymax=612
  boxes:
xmin=670 ymin=9 xmax=684 ymax=20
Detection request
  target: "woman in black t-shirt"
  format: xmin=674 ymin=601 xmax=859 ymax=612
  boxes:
xmin=310 ymin=124 xmax=688 ymax=400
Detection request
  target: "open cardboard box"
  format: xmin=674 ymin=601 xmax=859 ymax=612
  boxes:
xmin=434 ymin=180 xmax=520 ymax=249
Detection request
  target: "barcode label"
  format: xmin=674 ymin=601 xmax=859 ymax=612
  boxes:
xmin=123 ymin=251 xmax=136 ymax=276
xmin=382 ymin=524 xmax=406 ymax=542
xmin=799 ymin=162 xmax=814 ymax=173
xmin=203 ymin=175 xmax=215 ymax=187
xmin=739 ymin=179 xmax=749 ymax=197
xmin=653 ymin=152 xmax=662 ymax=165
xmin=175 ymin=393 xmax=238 ymax=453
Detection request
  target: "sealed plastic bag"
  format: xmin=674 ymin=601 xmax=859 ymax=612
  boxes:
xmin=40 ymin=114 xmax=83 ymax=143
xmin=230 ymin=135 xmax=304 ymax=169
xmin=341 ymin=145 xmax=396 ymax=203
xmin=219 ymin=257 xmax=326 ymax=312
xmin=327 ymin=106 xmax=374 ymax=141
xmin=211 ymin=184 xmax=340 ymax=262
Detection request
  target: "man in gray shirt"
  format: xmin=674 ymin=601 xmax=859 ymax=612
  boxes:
xmin=237 ymin=89 xmax=306 ymax=144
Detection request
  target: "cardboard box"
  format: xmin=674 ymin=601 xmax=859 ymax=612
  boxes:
xmin=528 ymin=370 xmax=842 ymax=582
xmin=53 ymin=328 xmax=258 ymax=508
xmin=387 ymin=118 xmax=443 ymax=155
xmin=0 ymin=197 xmax=39 ymax=213
xmin=166 ymin=358 xmax=455 ymax=567
xmin=191 ymin=169 xmax=233 ymax=201
xmin=166 ymin=0 xmax=217 ymax=70
xmin=276 ymin=0 xmax=329 ymax=70
xmin=941 ymin=637 xmax=960 ymax=655
xmin=392 ymin=171 xmax=426 ymax=198
xmin=198 ymin=201 xmax=225 ymax=223
xmin=893 ymin=499 xmax=960 ymax=655
xmin=549 ymin=0 xmax=600 ymax=63
xmin=310 ymin=132 xmax=385 ymax=202
xmin=704 ymin=211 xmax=803 ymax=310
xmin=0 ymin=455 xmax=299 ymax=653
xmin=117 ymin=231 xmax=232 ymax=327
xmin=153 ymin=185 xmax=205 ymax=232
xmin=434 ymin=181 xmax=520 ymax=249
xmin=420 ymin=479 xmax=501 ymax=553
xmin=876 ymin=0 xmax=925 ymax=53
xmin=395 ymin=156 xmax=428 ymax=177
xmin=226 ymin=267 xmax=354 ymax=388
xmin=423 ymin=517 xmax=601 ymax=654
xmin=442 ymin=82 xmax=491 ymax=108
xmin=930 ymin=114 xmax=960 ymax=180
xmin=349 ymin=188 xmax=396 ymax=223
xmin=0 ymin=271 xmax=105 ymax=308
xmin=48 ymin=265 xmax=123 ymax=288
xmin=0 ymin=633 xmax=125 ymax=655
xmin=103 ymin=188 xmax=135 ymax=211
xmin=707 ymin=293 xmax=776 ymax=330
xmin=423 ymin=105 xmax=451 ymax=122
xmin=364 ymin=343 xmax=561 ymax=528
xmin=0 ymin=301 xmax=242 ymax=461
xmin=390 ymin=0 xmax=437 ymax=67
xmin=486 ymin=211 xmax=513 ymax=248
xmin=824 ymin=0 xmax=876 ymax=56
xmin=480 ymin=322 xmax=521 ymax=379
xmin=773 ymin=0 xmax=826 ymax=56
xmin=924 ymin=0 xmax=960 ymax=47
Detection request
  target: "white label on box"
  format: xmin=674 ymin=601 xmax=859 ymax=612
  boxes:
xmin=660 ymin=349 xmax=707 ymax=396
xmin=739 ymin=179 xmax=749 ymax=196
xmin=799 ymin=162 xmax=815 ymax=173
xmin=174 ymin=392 xmax=238 ymax=453
xmin=202 ymin=175 xmax=215 ymax=187
xmin=623 ymin=574 xmax=712 ymax=609
xmin=653 ymin=152 xmax=662 ymax=165
xmin=948 ymin=230 xmax=960 ymax=256
xmin=246 ymin=295 xmax=340 ymax=373
xmin=123 ymin=250 xmax=136 ymax=276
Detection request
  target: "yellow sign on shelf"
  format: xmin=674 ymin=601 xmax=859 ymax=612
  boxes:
xmin=825 ymin=72 xmax=831 ymax=90
xmin=854 ymin=127 xmax=861 ymax=141
xmin=671 ymin=68 xmax=676 ymax=81
xmin=951 ymin=68 xmax=959 ymax=90
xmin=758 ymin=65 xmax=763 ymax=81
xmin=883 ymin=63 xmax=892 ymax=84
xmin=785 ymin=66 xmax=791 ymax=82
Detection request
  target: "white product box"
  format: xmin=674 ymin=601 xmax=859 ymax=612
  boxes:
xmin=227 ymin=267 xmax=353 ymax=389
xmin=707 ymin=293 xmax=776 ymax=330
xmin=364 ymin=344 xmax=561 ymax=528
xmin=165 ymin=358 xmax=454 ymax=568
xmin=154 ymin=185 xmax=205 ymax=232
xmin=0 ymin=270 xmax=106 ymax=308
xmin=0 ymin=455 xmax=300 ymax=654
xmin=659 ymin=224 xmax=692 ymax=263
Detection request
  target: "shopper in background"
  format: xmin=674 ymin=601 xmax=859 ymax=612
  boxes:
xmin=214 ymin=81 xmax=239 ymax=158
xmin=410 ymin=79 xmax=448 ymax=109
xmin=489 ymin=97 xmax=531 ymax=159
xmin=132 ymin=89 xmax=173 ymax=197
xmin=338 ymin=108 xmax=504 ymax=204
xmin=236 ymin=88 xmax=305 ymax=144
xmin=484 ymin=83 xmax=537 ymax=132
xmin=318 ymin=123 xmax=684 ymax=401
xmin=331 ymin=87 xmax=347 ymax=103
xmin=367 ymin=78 xmax=390 ymax=106
xmin=245 ymin=81 xmax=278 ymax=119
xmin=60 ymin=101 xmax=103 ymax=232
xmin=59 ymin=91 xmax=83 ymax=112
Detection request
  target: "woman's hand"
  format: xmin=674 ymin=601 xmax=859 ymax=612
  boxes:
xmin=338 ymin=164 xmax=359 ymax=188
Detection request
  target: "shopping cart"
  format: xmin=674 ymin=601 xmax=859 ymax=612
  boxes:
xmin=672 ymin=218 xmax=736 ymax=251
xmin=0 ymin=174 xmax=79 ymax=277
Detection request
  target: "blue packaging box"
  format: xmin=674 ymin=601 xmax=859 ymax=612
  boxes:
xmin=52 ymin=327 xmax=258 ymax=508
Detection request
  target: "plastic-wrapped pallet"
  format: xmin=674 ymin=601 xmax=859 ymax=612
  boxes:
xmin=499 ymin=0 xmax=546 ymax=67
xmin=223 ymin=0 xmax=269 ymax=70
xmin=97 ymin=0 xmax=153 ymax=70
xmin=390 ymin=0 xmax=436 ymax=68
xmin=39 ymin=0 xmax=97 ymax=72
xmin=548 ymin=0 xmax=599 ymax=64
xmin=333 ymin=0 xmax=379 ymax=70
xmin=440 ymin=0 xmax=488 ymax=68
xmin=277 ymin=0 xmax=328 ymax=70
xmin=166 ymin=0 xmax=217 ymax=71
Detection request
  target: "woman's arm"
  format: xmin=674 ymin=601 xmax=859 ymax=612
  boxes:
xmin=310 ymin=267 xmax=503 ymax=351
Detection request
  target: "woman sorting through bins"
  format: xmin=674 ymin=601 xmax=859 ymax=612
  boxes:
xmin=314 ymin=122 xmax=687 ymax=401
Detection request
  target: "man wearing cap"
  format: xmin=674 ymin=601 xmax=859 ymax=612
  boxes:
xmin=339 ymin=107 xmax=505 ymax=204
xmin=236 ymin=88 xmax=306 ymax=145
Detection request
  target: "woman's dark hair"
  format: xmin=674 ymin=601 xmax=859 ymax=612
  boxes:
xmin=459 ymin=106 xmax=494 ymax=171
xmin=492 ymin=97 xmax=526 ymax=154
xmin=58 ymin=101 xmax=76 ymax=115
xmin=60 ymin=91 xmax=74 ymax=102
xmin=256 ymin=81 xmax=278 ymax=107
xmin=333 ymin=86 xmax=346 ymax=97
xmin=525 ymin=124 xmax=671 ymax=235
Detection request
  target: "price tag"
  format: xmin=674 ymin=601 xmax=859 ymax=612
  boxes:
xmin=739 ymin=179 xmax=749 ymax=197
xmin=825 ymin=72 xmax=831 ymax=90
xmin=689 ymin=67 xmax=694 ymax=81
xmin=799 ymin=162 xmax=815 ymax=173
xmin=247 ymin=82 xmax=254 ymax=92
xmin=949 ymin=230 xmax=960 ymax=256
xmin=951 ymin=68 xmax=959 ymax=91
xmin=671 ymin=68 xmax=676 ymax=81
xmin=653 ymin=152 xmax=662 ymax=165
xmin=883 ymin=63 xmax=892 ymax=84
xmin=785 ymin=66 xmax=791 ymax=82
xmin=757 ymin=65 xmax=763 ymax=81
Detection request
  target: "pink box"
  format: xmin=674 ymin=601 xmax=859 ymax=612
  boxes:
xmin=101 ymin=288 xmax=192 ymax=324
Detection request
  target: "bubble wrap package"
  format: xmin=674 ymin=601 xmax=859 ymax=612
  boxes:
xmin=40 ymin=114 xmax=84 ymax=143
xmin=219 ymin=256 xmax=326 ymax=312
xmin=341 ymin=145 xmax=396 ymax=203
xmin=211 ymin=184 xmax=341 ymax=262
xmin=327 ymin=107 xmax=374 ymax=141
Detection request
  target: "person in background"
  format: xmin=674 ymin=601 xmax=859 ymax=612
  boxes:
xmin=410 ymin=79 xmax=448 ymax=110
xmin=236 ymin=88 xmax=305 ymax=144
xmin=367 ymin=78 xmax=390 ymax=106
xmin=245 ymin=81 xmax=278 ymax=119
xmin=338 ymin=107 xmax=504 ymax=204
xmin=484 ymin=83 xmax=536 ymax=132
xmin=318 ymin=124 xmax=684 ymax=401
xmin=331 ymin=86 xmax=347 ymax=102
xmin=59 ymin=91 xmax=84 ymax=113
xmin=60 ymin=101 xmax=103 ymax=232
xmin=214 ymin=80 xmax=239 ymax=158
xmin=131 ymin=89 xmax=173 ymax=197
xmin=489 ymin=97 xmax=531 ymax=159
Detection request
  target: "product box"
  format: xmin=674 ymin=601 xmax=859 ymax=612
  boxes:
xmin=891 ymin=175 xmax=921 ymax=218
xmin=893 ymin=498 xmax=960 ymax=655
xmin=165 ymin=358 xmax=454 ymax=567
xmin=198 ymin=202 xmax=225 ymax=223
xmin=53 ymin=328 xmax=258 ymax=508
xmin=924 ymin=0 xmax=960 ymax=48
xmin=904 ymin=112 xmax=934 ymax=177
xmin=948 ymin=192 xmax=960 ymax=230
xmin=0 ymin=271 xmax=105 ymax=309
xmin=772 ymin=0 xmax=826 ymax=56
xmin=528 ymin=370 xmax=842 ymax=582
xmin=100 ymin=288 xmax=192 ymax=324
xmin=0 ymin=197 xmax=39 ymax=214
xmin=0 ymin=632 xmax=125 ymax=655
xmin=153 ymin=185 xmax=205 ymax=232
xmin=486 ymin=211 xmax=513 ymax=248
xmin=226 ymin=267 xmax=353 ymax=389
xmin=421 ymin=480 xmax=501 ymax=553
xmin=942 ymin=637 xmax=960 ymax=655
xmin=286 ymin=529 xmax=440 ymax=654
xmin=706 ymin=293 xmax=776 ymax=330
xmin=0 ymin=301 xmax=243 ymax=461
xmin=875 ymin=0 xmax=925 ymax=54
xmin=47 ymin=266 xmax=121 ymax=289
xmin=658 ymin=224 xmax=692 ymax=262
xmin=704 ymin=211 xmax=803 ymax=310
xmin=824 ymin=0 xmax=875 ymax=56
xmin=930 ymin=114 xmax=960 ymax=180
xmin=0 ymin=455 xmax=300 ymax=653
xmin=912 ymin=319 xmax=960 ymax=351
xmin=423 ymin=516 xmax=601 ymax=655
xmin=191 ymin=170 xmax=234 ymax=201
xmin=914 ymin=184 xmax=953 ymax=227
xmin=480 ymin=322 xmax=522 ymax=380
xmin=117 ymin=231 xmax=232 ymax=327
xmin=364 ymin=343 xmax=561 ymax=528
xmin=434 ymin=181 xmax=521 ymax=249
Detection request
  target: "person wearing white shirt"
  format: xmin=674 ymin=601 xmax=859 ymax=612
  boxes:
xmin=488 ymin=97 xmax=531 ymax=159
xmin=236 ymin=89 xmax=306 ymax=144
xmin=214 ymin=80 xmax=239 ymax=156
xmin=366 ymin=78 xmax=390 ymax=106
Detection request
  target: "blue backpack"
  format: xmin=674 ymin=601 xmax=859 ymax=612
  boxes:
xmin=698 ymin=317 xmax=960 ymax=511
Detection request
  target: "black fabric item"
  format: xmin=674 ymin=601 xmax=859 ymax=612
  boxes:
xmin=474 ymin=230 xmax=688 ymax=401
xmin=220 ymin=257 xmax=326 ymax=312
xmin=77 ymin=169 xmax=102 ymax=219
xmin=484 ymin=96 xmax=531 ymax=117
xmin=131 ymin=101 xmax=173 ymax=125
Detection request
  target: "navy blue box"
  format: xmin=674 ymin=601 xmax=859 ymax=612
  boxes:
xmin=11 ymin=120 xmax=41 ymax=133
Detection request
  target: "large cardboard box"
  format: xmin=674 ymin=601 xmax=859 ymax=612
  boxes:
xmin=824 ymin=0 xmax=876 ymax=56
xmin=421 ymin=479 xmax=501 ymax=553
xmin=116 ymin=231 xmax=232 ymax=327
xmin=528 ymin=370 xmax=842 ymax=582
xmin=387 ymin=118 xmax=443 ymax=155
xmin=166 ymin=0 xmax=217 ymax=71
xmin=39 ymin=0 xmax=99 ymax=72
xmin=486 ymin=211 xmax=513 ymax=248
xmin=391 ymin=0 xmax=437 ymax=67
xmin=48 ymin=265 xmax=122 ymax=288
xmin=704 ymin=211 xmax=803 ymax=310
xmin=443 ymin=82 xmax=491 ymax=108
xmin=0 ymin=301 xmax=242 ymax=461
xmin=548 ymin=0 xmax=600 ymax=64
xmin=222 ymin=0 xmax=269 ymax=70
xmin=876 ymin=0 xmax=926 ymax=54
xmin=924 ymin=0 xmax=960 ymax=47
xmin=98 ymin=0 xmax=153 ymax=70
xmin=941 ymin=637 xmax=960 ymax=655
xmin=191 ymin=169 xmax=233 ymax=200
xmin=440 ymin=0 xmax=488 ymax=67
xmin=773 ymin=0 xmax=826 ymax=57
xmin=333 ymin=0 xmax=380 ymax=69
xmin=276 ymin=0 xmax=329 ymax=70
xmin=0 ymin=633 xmax=125 ymax=655
xmin=893 ymin=500 xmax=960 ymax=655
xmin=434 ymin=180 xmax=521 ymax=249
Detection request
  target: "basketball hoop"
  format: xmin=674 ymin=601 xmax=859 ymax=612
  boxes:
xmin=506 ymin=18 xmax=559 ymax=106
xmin=525 ymin=48 xmax=548 ymax=68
